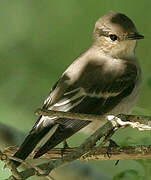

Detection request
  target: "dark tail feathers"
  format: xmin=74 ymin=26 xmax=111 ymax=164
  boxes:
xmin=12 ymin=126 xmax=51 ymax=167
xmin=34 ymin=119 xmax=90 ymax=158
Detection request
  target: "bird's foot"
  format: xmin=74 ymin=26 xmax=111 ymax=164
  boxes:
xmin=106 ymin=139 xmax=120 ymax=165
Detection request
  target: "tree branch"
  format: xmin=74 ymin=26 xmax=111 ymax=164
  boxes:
xmin=2 ymin=109 xmax=151 ymax=179
xmin=4 ymin=145 xmax=151 ymax=161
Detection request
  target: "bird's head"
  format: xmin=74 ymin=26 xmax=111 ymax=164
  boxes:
xmin=93 ymin=11 xmax=144 ymax=58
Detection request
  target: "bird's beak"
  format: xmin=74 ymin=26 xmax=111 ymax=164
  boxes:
xmin=128 ymin=33 xmax=144 ymax=40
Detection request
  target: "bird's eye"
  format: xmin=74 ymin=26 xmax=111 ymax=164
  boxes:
xmin=109 ymin=34 xmax=118 ymax=41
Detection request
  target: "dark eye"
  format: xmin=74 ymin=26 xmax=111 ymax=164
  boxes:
xmin=109 ymin=34 xmax=118 ymax=41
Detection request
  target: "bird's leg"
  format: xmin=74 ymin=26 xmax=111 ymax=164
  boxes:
xmin=61 ymin=140 xmax=70 ymax=157
xmin=106 ymin=139 xmax=119 ymax=158
xmin=98 ymin=128 xmax=119 ymax=161
xmin=107 ymin=139 xmax=120 ymax=166
xmin=99 ymin=125 xmax=120 ymax=165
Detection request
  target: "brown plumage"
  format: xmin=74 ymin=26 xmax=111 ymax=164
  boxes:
xmin=12 ymin=11 xmax=143 ymax=166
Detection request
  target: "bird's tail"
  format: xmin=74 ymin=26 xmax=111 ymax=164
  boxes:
xmin=34 ymin=119 xmax=90 ymax=158
xmin=12 ymin=125 xmax=52 ymax=167
xmin=13 ymin=118 xmax=90 ymax=166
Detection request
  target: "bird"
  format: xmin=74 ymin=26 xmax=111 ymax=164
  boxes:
xmin=12 ymin=11 xmax=144 ymax=167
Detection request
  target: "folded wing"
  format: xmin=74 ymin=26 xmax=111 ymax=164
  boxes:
xmin=34 ymin=61 xmax=138 ymax=158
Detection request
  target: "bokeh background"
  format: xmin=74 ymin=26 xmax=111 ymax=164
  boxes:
xmin=0 ymin=0 xmax=151 ymax=179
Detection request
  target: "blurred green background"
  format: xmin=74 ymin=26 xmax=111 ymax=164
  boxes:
xmin=0 ymin=0 xmax=151 ymax=179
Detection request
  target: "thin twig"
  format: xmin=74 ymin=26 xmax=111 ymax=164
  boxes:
xmin=0 ymin=150 xmax=22 ymax=179
xmin=35 ymin=108 xmax=106 ymax=121
xmin=35 ymin=109 xmax=151 ymax=127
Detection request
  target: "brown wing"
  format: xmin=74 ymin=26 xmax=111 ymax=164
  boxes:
xmin=33 ymin=61 xmax=138 ymax=158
